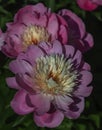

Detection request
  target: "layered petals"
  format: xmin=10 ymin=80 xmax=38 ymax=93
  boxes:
xmin=7 ymin=37 xmax=93 ymax=128
xmin=15 ymin=73 xmax=35 ymax=94
xmin=14 ymin=3 xmax=48 ymax=22
xmin=9 ymin=59 xmax=33 ymax=74
xmin=6 ymin=77 xmax=20 ymax=90
xmin=34 ymin=110 xmax=64 ymax=128
xmin=80 ymin=71 xmax=93 ymax=86
xmin=59 ymin=9 xmax=94 ymax=52
xmin=47 ymin=40 xmax=63 ymax=55
xmin=28 ymin=94 xmax=50 ymax=115
xmin=1 ymin=3 xmax=67 ymax=58
xmin=54 ymin=95 xmax=73 ymax=112
xmin=11 ymin=90 xmax=34 ymax=115
xmin=65 ymin=97 xmax=84 ymax=119
xmin=1 ymin=3 xmax=94 ymax=58
xmin=74 ymin=85 xmax=93 ymax=97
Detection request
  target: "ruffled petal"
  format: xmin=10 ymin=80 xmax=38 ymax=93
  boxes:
xmin=29 ymin=94 xmax=50 ymax=115
xmin=23 ymin=45 xmax=45 ymax=64
xmin=59 ymin=9 xmax=85 ymax=39
xmin=14 ymin=3 xmax=48 ymax=22
xmin=6 ymin=77 xmax=20 ymax=90
xmin=16 ymin=73 xmax=35 ymax=94
xmin=80 ymin=70 xmax=93 ymax=85
xmin=54 ymin=95 xmax=73 ymax=112
xmin=48 ymin=40 xmax=63 ymax=55
xmin=59 ymin=25 xmax=68 ymax=44
xmin=47 ymin=14 xmax=59 ymax=41
xmin=83 ymin=33 xmax=94 ymax=49
xmin=9 ymin=59 xmax=33 ymax=74
xmin=11 ymin=90 xmax=34 ymax=115
xmin=74 ymin=85 xmax=93 ymax=97
xmin=82 ymin=62 xmax=91 ymax=71
xmin=72 ymin=50 xmax=82 ymax=66
xmin=65 ymin=97 xmax=84 ymax=119
xmin=34 ymin=110 xmax=64 ymax=128
xmin=64 ymin=45 xmax=75 ymax=58
xmin=6 ymin=23 xmax=25 ymax=37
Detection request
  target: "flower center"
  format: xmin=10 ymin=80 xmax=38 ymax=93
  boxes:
xmin=34 ymin=54 xmax=79 ymax=96
xmin=22 ymin=25 xmax=50 ymax=49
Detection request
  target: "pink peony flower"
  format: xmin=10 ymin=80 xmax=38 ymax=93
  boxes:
xmin=1 ymin=3 xmax=94 ymax=58
xmin=6 ymin=41 xmax=93 ymax=128
xmin=76 ymin=0 xmax=102 ymax=11
xmin=58 ymin=9 xmax=94 ymax=52
xmin=1 ymin=3 xmax=68 ymax=58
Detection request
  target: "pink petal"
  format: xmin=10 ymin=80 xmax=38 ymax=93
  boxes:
xmin=6 ymin=23 xmax=25 ymax=37
xmin=92 ymin=0 xmax=102 ymax=5
xmin=57 ymin=15 xmax=67 ymax=26
xmin=54 ymin=95 xmax=73 ymax=112
xmin=9 ymin=59 xmax=33 ymax=74
xmin=31 ymin=3 xmax=48 ymax=14
xmin=29 ymin=94 xmax=50 ymax=115
xmin=80 ymin=70 xmax=93 ymax=85
xmin=59 ymin=25 xmax=68 ymax=44
xmin=16 ymin=73 xmax=35 ymax=94
xmin=76 ymin=0 xmax=98 ymax=11
xmin=59 ymin=9 xmax=85 ymax=38
xmin=11 ymin=90 xmax=34 ymax=115
xmin=74 ymin=85 xmax=93 ymax=97
xmin=82 ymin=62 xmax=91 ymax=71
xmin=34 ymin=110 xmax=64 ymax=128
xmin=48 ymin=40 xmax=63 ymax=55
xmin=6 ymin=77 xmax=20 ymax=90
xmin=65 ymin=97 xmax=84 ymax=119
xmin=64 ymin=45 xmax=75 ymax=58
xmin=47 ymin=14 xmax=59 ymax=41
xmin=14 ymin=3 xmax=48 ymax=22
xmin=23 ymin=45 xmax=45 ymax=64
xmin=72 ymin=50 xmax=82 ymax=66
xmin=16 ymin=12 xmax=48 ymax=27
xmin=84 ymin=33 xmax=94 ymax=48
xmin=38 ymin=41 xmax=52 ymax=53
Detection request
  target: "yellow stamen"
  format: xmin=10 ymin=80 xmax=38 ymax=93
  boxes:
xmin=22 ymin=25 xmax=50 ymax=49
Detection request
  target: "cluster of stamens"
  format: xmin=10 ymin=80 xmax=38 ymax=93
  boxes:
xmin=34 ymin=54 xmax=79 ymax=96
xmin=22 ymin=25 xmax=50 ymax=49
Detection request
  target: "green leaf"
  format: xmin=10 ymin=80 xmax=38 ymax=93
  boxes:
xmin=92 ymin=12 xmax=102 ymax=21
xmin=12 ymin=116 xmax=27 ymax=127
xmin=88 ymin=114 xmax=100 ymax=128
xmin=76 ymin=124 xmax=86 ymax=130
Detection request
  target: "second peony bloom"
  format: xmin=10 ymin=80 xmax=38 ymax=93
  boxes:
xmin=1 ymin=3 xmax=94 ymax=57
xmin=76 ymin=0 xmax=102 ymax=11
xmin=6 ymin=40 xmax=93 ymax=128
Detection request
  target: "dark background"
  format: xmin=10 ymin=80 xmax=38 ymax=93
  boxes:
xmin=0 ymin=0 xmax=102 ymax=130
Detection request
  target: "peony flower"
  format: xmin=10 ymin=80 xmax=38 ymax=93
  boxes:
xmin=1 ymin=3 xmax=68 ymax=58
xmin=58 ymin=9 xmax=94 ymax=52
xmin=1 ymin=3 xmax=94 ymax=58
xmin=6 ymin=40 xmax=93 ymax=128
xmin=76 ymin=0 xmax=102 ymax=11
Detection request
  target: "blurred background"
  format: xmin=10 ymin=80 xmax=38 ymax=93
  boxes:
xmin=0 ymin=0 xmax=102 ymax=130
